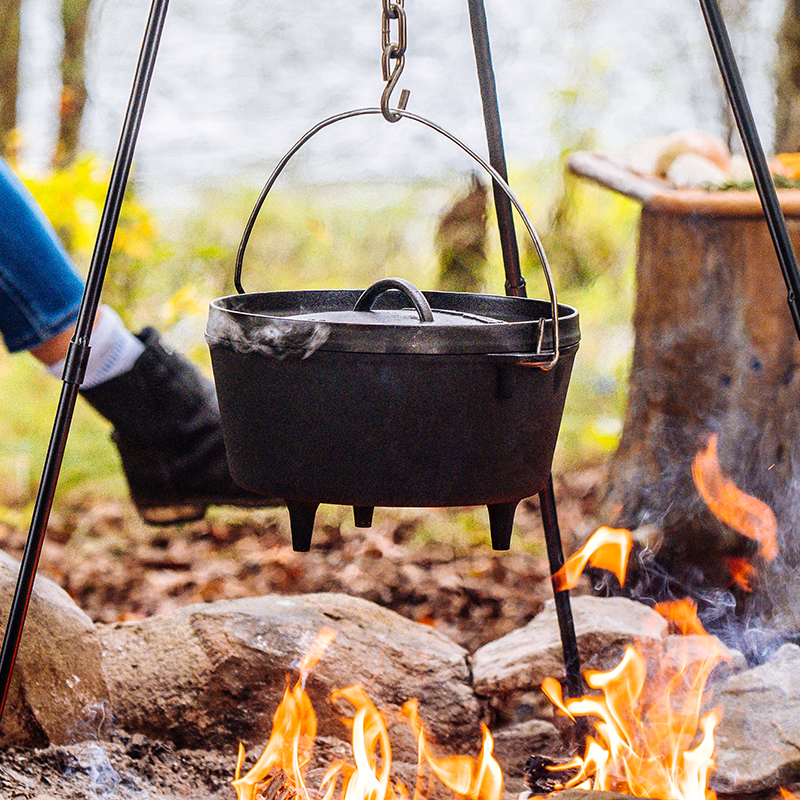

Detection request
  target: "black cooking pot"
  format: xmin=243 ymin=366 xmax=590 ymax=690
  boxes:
xmin=207 ymin=278 xmax=579 ymax=551
xmin=206 ymin=109 xmax=580 ymax=551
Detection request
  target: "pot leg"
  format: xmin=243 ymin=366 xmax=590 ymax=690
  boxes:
xmin=353 ymin=506 xmax=374 ymax=528
xmin=287 ymin=502 xmax=319 ymax=552
xmin=487 ymin=501 xmax=518 ymax=550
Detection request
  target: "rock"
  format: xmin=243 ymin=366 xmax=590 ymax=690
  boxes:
xmin=660 ymin=634 xmax=746 ymax=684
xmin=711 ymin=643 xmax=800 ymax=793
xmin=490 ymin=718 xmax=561 ymax=795
xmin=547 ymin=791 xmax=651 ymax=800
xmin=99 ymin=593 xmax=481 ymax=761
xmin=471 ymin=596 xmax=669 ymax=697
xmin=0 ymin=549 xmax=109 ymax=748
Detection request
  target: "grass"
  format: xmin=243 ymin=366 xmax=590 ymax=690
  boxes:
xmin=0 ymin=158 xmax=640 ymax=517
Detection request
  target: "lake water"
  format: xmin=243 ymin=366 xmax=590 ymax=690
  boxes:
xmin=16 ymin=0 xmax=783 ymax=209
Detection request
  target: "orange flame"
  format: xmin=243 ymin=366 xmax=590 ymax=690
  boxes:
xmin=322 ymin=684 xmax=394 ymax=800
xmin=233 ymin=630 xmax=502 ymax=800
xmin=779 ymin=789 xmax=800 ymax=800
xmin=542 ymin=599 xmax=726 ymax=800
xmin=722 ymin=557 xmax=756 ymax=592
xmin=552 ymin=527 xmax=633 ymax=591
xmin=654 ymin=598 xmax=707 ymax=636
xmin=233 ymin=628 xmax=337 ymax=800
xmin=692 ymin=434 xmax=778 ymax=561
xmin=402 ymin=699 xmax=502 ymax=800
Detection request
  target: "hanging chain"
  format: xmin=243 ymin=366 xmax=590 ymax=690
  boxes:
xmin=381 ymin=0 xmax=410 ymax=122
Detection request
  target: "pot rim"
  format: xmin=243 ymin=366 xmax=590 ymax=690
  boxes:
xmin=206 ymin=288 xmax=580 ymax=357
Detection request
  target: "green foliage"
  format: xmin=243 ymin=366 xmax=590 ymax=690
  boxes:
xmin=554 ymin=266 xmax=636 ymax=471
xmin=711 ymin=175 xmax=800 ymax=191
xmin=492 ymin=164 xmax=638 ymax=471
xmin=0 ymin=348 xmax=124 ymax=511
xmin=19 ymin=155 xmax=165 ymax=327
xmin=532 ymin=47 xmax=630 ymax=290
xmin=168 ymin=182 xmax=438 ymax=296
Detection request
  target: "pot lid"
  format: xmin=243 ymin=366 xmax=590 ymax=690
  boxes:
xmin=289 ymin=307 xmax=501 ymax=326
xmin=206 ymin=277 xmax=580 ymax=358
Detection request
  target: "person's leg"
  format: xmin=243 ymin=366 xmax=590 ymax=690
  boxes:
xmin=0 ymin=158 xmax=83 ymax=353
xmin=0 ymin=158 xmax=143 ymax=381
xmin=0 ymin=157 xmax=270 ymax=522
xmin=41 ymin=305 xmax=143 ymax=387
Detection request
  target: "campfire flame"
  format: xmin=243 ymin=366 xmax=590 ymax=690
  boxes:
xmin=235 ymin=434 xmax=778 ymax=800
xmin=402 ymin=699 xmax=502 ymax=800
xmin=544 ymin=529 xmax=727 ymax=800
xmin=233 ymin=630 xmax=502 ymax=800
xmin=692 ymin=434 xmax=778 ymax=562
xmin=721 ymin=556 xmax=755 ymax=592
xmin=552 ymin=526 xmax=632 ymax=591
xmin=233 ymin=629 xmax=336 ymax=800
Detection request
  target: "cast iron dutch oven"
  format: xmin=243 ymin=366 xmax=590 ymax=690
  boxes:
xmin=205 ymin=109 xmax=580 ymax=551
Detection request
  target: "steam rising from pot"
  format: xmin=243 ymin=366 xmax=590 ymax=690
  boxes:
xmin=205 ymin=312 xmax=331 ymax=360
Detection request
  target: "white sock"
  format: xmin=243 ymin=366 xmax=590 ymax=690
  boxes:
xmin=46 ymin=305 xmax=146 ymax=388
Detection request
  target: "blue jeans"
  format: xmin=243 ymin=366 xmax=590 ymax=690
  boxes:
xmin=0 ymin=158 xmax=84 ymax=353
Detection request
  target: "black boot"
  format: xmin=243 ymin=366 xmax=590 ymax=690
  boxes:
xmin=81 ymin=327 xmax=273 ymax=524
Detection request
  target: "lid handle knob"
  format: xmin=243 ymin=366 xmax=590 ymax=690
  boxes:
xmin=354 ymin=277 xmax=434 ymax=323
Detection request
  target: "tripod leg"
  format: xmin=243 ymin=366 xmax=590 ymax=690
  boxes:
xmin=539 ymin=474 xmax=583 ymax=699
xmin=0 ymin=0 xmax=170 ymax=721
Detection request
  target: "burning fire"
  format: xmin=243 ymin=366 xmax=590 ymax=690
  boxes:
xmin=543 ymin=528 xmax=727 ymax=800
xmin=552 ymin=526 xmax=632 ymax=591
xmin=402 ymin=699 xmax=502 ymax=800
xmin=234 ymin=433 xmax=777 ymax=800
xmin=233 ymin=629 xmax=336 ymax=800
xmin=233 ymin=630 xmax=502 ymax=800
xmin=692 ymin=434 xmax=778 ymax=564
xmin=721 ymin=557 xmax=756 ymax=592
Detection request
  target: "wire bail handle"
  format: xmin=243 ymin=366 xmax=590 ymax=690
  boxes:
xmin=233 ymin=107 xmax=562 ymax=369
xmin=381 ymin=0 xmax=410 ymax=122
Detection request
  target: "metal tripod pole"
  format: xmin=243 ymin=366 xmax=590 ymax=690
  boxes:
xmin=0 ymin=0 xmax=169 ymax=720
xmin=698 ymin=0 xmax=800 ymax=340
xmin=466 ymin=0 xmax=583 ymax=699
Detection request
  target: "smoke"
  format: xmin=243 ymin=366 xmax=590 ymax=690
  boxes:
xmin=73 ymin=743 xmax=122 ymax=795
xmin=597 ymin=380 xmax=800 ymax=668
xmin=589 ymin=543 xmax=796 ymax=667
xmin=67 ymin=700 xmax=114 ymax=744
xmin=58 ymin=702 xmax=146 ymax=798
xmin=206 ymin=307 xmax=330 ymax=360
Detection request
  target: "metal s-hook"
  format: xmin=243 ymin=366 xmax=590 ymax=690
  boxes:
xmin=380 ymin=0 xmax=410 ymax=122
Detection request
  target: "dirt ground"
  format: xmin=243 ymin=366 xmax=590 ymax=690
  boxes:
xmin=0 ymin=468 xmax=795 ymax=800
xmin=0 ymin=468 xmax=604 ymax=800
xmin=0 ymin=468 xmax=603 ymax=653
xmin=0 ymin=732 xmax=236 ymax=800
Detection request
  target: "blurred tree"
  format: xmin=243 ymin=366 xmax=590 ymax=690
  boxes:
xmin=0 ymin=0 xmax=92 ymax=167
xmin=54 ymin=0 xmax=92 ymax=168
xmin=775 ymin=0 xmax=800 ymax=152
xmin=435 ymin=173 xmax=488 ymax=293
xmin=0 ymin=0 xmax=22 ymax=159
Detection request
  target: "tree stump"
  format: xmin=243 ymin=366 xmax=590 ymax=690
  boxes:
xmin=569 ymin=153 xmax=800 ymax=628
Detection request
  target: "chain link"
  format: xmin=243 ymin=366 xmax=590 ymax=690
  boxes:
xmin=380 ymin=0 xmax=409 ymax=122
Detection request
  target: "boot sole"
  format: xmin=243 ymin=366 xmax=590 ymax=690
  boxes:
xmin=135 ymin=497 xmax=282 ymax=526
